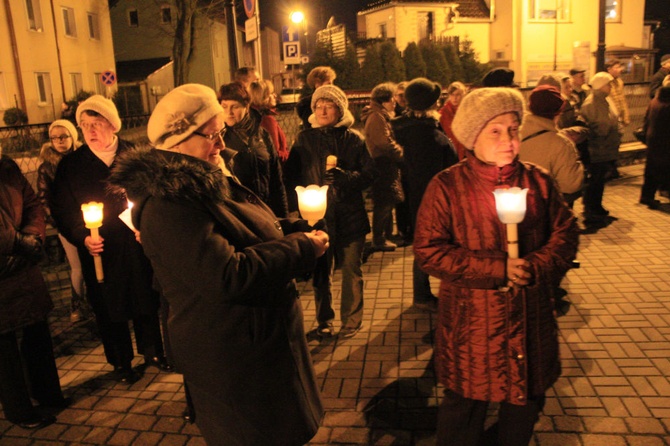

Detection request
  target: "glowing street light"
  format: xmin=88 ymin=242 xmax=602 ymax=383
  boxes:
xmin=290 ymin=11 xmax=308 ymax=55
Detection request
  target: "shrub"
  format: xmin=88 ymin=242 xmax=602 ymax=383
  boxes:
xmin=3 ymin=107 xmax=28 ymax=126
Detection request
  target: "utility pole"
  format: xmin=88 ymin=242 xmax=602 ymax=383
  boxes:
xmin=596 ymin=0 xmax=606 ymax=71
xmin=225 ymin=0 xmax=239 ymax=79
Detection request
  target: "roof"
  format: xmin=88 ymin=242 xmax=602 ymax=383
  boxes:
xmin=116 ymin=57 xmax=172 ymax=83
xmin=361 ymin=0 xmax=490 ymax=19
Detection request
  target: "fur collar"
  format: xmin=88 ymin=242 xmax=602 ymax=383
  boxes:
xmin=108 ymin=149 xmax=229 ymax=206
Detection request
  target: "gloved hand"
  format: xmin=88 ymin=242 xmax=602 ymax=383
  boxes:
xmin=13 ymin=232 xmax=43 ymax=263
xmin=324 ymin=167 xmax=347 ymax=186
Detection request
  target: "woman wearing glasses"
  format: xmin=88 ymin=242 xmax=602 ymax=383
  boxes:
xmin=37 ymin=120 xmax=90 ymax=323
xmin=49 ymin=96 xmax=170 ymax=384
xmin=108 ymin=83 xmax=328 ymax=446
xmin=218 ymin=82 xmax=288 ymax=217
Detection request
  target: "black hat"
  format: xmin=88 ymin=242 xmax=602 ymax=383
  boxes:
xmin=482 ymin=68 xmax=516 ymax=87
xmin=404 ymin=78 xmax=442 ymax=111
xmin=569 ymin=68 xmax=586 ymax=76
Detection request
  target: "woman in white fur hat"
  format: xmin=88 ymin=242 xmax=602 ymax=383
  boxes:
xmin=49 ymin=95 xmax=171 ymax=384
xmin=108 ymin=83 xmax=328 ymax=446
xmin=413 ymin=87 xmax=579 ymax=445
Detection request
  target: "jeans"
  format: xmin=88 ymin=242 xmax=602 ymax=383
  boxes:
xmin=313 ymin=236 xmax=365 ymax=329
xmin=436 ymin=390 xmax=545 ymax=446
xmin=372 ymin=201 xmax=395 ymax=245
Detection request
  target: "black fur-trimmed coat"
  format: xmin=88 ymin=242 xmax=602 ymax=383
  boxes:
xmin=108 ymin=149 xmax=323 ymax=446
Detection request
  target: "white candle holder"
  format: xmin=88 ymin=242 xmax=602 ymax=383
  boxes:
xmin=493 ymin=187 xmax=528 ymax=259
xmin=295 ymin=185 xmax=329 ymax=226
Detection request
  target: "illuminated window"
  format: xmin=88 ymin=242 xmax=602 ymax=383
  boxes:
xmin=25 ymin=0 xmax=43 ymax=31
xmin=70 ymin=73 xmax=83 ymax=96
xmin=0 ymin=72 xmax=9 ymax=110
xmin=94 ymin=73 xmax=105 ymax=95
xmin=605 ymin=0 xmax=621 ymax=22
xmin=529 ymin=0 xmax=570 ymax=21
xmin=417 ymin=11 xmax=434 ymax=41
xmin=88 ymin=13 xmax=100 ymax=39
xmin=36 ymin=72 xmax=52 ymax=104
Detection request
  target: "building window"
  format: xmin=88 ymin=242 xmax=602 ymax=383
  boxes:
xmin=88 ymin=13 xmax=100 ymax=39
xmin=417 ymin=11 xmax=434 ymax=42
xmin=36 ymin=72 xmax=52 ymax=104
xmin=0 ymin=72 xmax=9 ymax=110
xmin=379 ymin=23 xmax=387 ymax=39
xmin=128 ymin=9 xmax=139 ymax=27
xmin=529 ymin=0 xmax=570 ymax=21
xmin=70 ymin=73 xmax=83 ymax=96
xmin=605 ymin=0 xmax=621 ymax=22
xmin=161 ymin=6 xmax=172 ymax=24
xmin=94 ymin=73 xmax=105 ymax=95
xmin=25 ymin=0 xmax=43 ymax=31
xmin=62 ymin=7 xmax=77 ymax=37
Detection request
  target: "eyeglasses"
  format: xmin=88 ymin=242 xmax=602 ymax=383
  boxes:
xmin=193 ymin=127 xmax=226 ymax=143
xmin=79 ymin=121 xmax=107 ymax=131
xmin=50 ymin=135 xmax=71 ymax=142
xmin=315 ymin=104 xmax=337 ymax=112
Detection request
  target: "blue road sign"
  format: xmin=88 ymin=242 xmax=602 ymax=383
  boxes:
xmin=100 ymin=71 xmax=116 ymax=86
xmin=282 ymin=25 xmax=299 ymax=43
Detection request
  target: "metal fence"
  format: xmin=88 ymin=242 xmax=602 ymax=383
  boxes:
xmin=3 ymin=84 xmax=651 ymax=186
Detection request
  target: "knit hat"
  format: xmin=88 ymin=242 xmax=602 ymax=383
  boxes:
xmin=311 ymin=85 xmax=349 ymax=118
xmin=482 ymin=68 xmax=516 ymax=87
xmin=536 ymin=73 xmax=562 ymax=90
xmin=49 ymin=119 xmax=79 ymax=145
xmin=528 ymin=85 xmax=565 ymax=120
xmin=590 ymin=72 xmax=614 ymax=91
xmin=76 ymin=95 xmax=122 ymax=133
xmin=451 ymin=87 xmax=525 ymax=149
xmin=147 ymin=83 xmax=224 ymax=150
xmin=404 ymin=78 xmax=442 ymax=111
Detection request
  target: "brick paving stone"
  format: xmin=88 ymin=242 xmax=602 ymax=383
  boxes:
xmin=580 ymin=434 xmax=628 ymax=445
xmin=625 ymin=417 xmax=667 ymax=434
xmin=535 ymin=432 xmax=582 ymax=445
xmin=118 ymin=413 xmax=158 ymax=431
xmin=582 ymin=416 xmax=629 ymax=433
xmin=553 ymin=415 xmax=585 ymax=432
xmin=625 ymin=436 xmax=667 ymax=446
xmin=329 ymin=426 xmax=370 ymax=443
xmin=106 ymin=429 xmax=139 ymax=446
xmin=132 ymin=431 xmax=165 ymax=445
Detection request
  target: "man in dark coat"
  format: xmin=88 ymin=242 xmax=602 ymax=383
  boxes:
xmin=640 ymin=75 xmax=670 ymax=208
xmin=49 ymin=95 xmax=169 ymax=383
xmin=649 ymin=54 xmax=670 ymax=99
xmin=0 ymin=155 xmax=67 ymax=429
xmin=109 ymin=83 xmax=327 ymax=445
xmin=284 ymin=84 xmax=375 ymax=338
xmin=392 ymin=78 xmax=458 ymax=312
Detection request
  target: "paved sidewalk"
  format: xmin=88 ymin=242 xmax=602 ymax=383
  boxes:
xmin=1 ymin=163 xmax=670 ymax=445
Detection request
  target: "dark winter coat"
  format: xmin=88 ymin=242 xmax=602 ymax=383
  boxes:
xmin=49 ymin=141 xmax=160 ymax=321
xmin=224 ymin=109 xmax=288 ymax=218
xmin=580 ymin=90 xmax=621 ymax=164
xmin=284 ymin=124 xmax=375 ymax=245
xmin=643 ymin=86 xmax=670 ymax=189
xmin=0 ymin=156 xmax=53 ymax=334
xmin=414 ymin=155 xmax=579 ymax=404
xmin=360 ymin=102 xmax=404 ymax=205
xmin=391 ymin=113 xmax=458 ymax=221
xmin=108 ymin=149 xmax=323 ymax=446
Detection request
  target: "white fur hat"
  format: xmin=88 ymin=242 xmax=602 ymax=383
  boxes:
xmin=148 ymin=84 xmax=224 ymax=150
xmin=590 ymin=72 xmax=614 ymax=91
xmin=451 ymin=87 xmax=525 ymax=150
xmin=76 ymin=95 xmax=122 ymax=133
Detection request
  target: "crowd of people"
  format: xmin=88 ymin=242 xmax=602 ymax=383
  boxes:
xmin=0 ymin=56 xmax=664 ymax=445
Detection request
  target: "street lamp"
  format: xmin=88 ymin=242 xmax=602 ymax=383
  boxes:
xmin=290 ymin=10 xmax=308 ymax=55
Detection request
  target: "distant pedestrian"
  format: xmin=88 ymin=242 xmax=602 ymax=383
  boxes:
xmin=233 ymin=66 xmax=260 ymax=89
xmin=569 ymin=68 xmax=589 ymax=112
xmin=296 ymin=66 xmax=336 ymax=130
xmin=482 ymin=67 xmax=517 ymax=87
xmin=361 ymin=82 xmax=404 ymax=251
xmin=649 ymin=54 xmax=670 ymax=98
xmin=249 ymin=79 xmax=289 ymax=163
xmin=640 ymin=75 xmax=670 ymax=209
xmin=439 ymin=81 xmax=468 ymax=160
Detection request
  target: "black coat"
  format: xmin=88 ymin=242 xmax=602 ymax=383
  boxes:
xmin=108 ymin=149 xmax=323 ymax=446
xmin=49 ymin=141 xmax=159 ymax=321
xmin=284 ymin=125 xmax=375 ymax=245
xmin=643 ymin=86 xmax=670 ymax=188
xmin=224 ymin=109 xmax=288 ymax=218
xmin=391 ymin=114 xmax=458 ymax=221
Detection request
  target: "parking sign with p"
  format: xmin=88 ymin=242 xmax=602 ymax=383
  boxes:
xmin=283 ymin=42 xmax=301 ymax=64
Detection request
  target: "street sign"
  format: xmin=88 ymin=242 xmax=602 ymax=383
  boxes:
xmin=100 ymin=70 xmax=116 ymax=86
xmin=281 ymin=25 xmax=299 ymax=43
xmin=245 ymin=16 xmax=258 ymax=42
xmin=301 ymin=56 xmax=310 ymax=64
xmin=283 ymin=42 xmax=301 ymax=64
xmin=243 ymin=0 xmax=255 ymax=19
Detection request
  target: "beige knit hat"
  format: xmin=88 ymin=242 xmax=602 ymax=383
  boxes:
xmin=148 ymin=84 xmax=224 ymax=150
xmin=49 ymin=119 xmax=80 ymax=145
xmin=590 ymin=72 xmax=614 ymax=91
xmin=311 ymin=85 xmax=348 ymax=118
xmin=451 ymin=87 xmax=525 ymax=149
xmin=76 ymin=95 xmax=122 ymax=133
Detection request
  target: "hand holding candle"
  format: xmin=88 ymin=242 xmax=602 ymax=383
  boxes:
xmin=493 ymin=187 xmax=531 ymax=286
xmin=81 ymin=201 xmax=105 ymax=283
xmin=325 ymin=155 xmax=337 ymax=171
xmin=295 ymin=185 xmax=329 ymax=226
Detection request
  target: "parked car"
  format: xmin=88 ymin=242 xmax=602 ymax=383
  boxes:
xmin=278 ymin=88 xmax=301 ymax=109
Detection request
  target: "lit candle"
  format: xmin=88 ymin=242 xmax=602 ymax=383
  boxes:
xmin=295 ymin=185 xmax=329 ymax=225
xmin=326 ymin=155 xmax=337 ymax=170
xmin=81 ymin=201 xmax=105 ymax=282
xmin=493 ymin=187 xmax=528 ymax=259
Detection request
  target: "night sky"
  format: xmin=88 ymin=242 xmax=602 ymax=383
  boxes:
xmin=258 ymin=0 xmax=368 ymax=35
